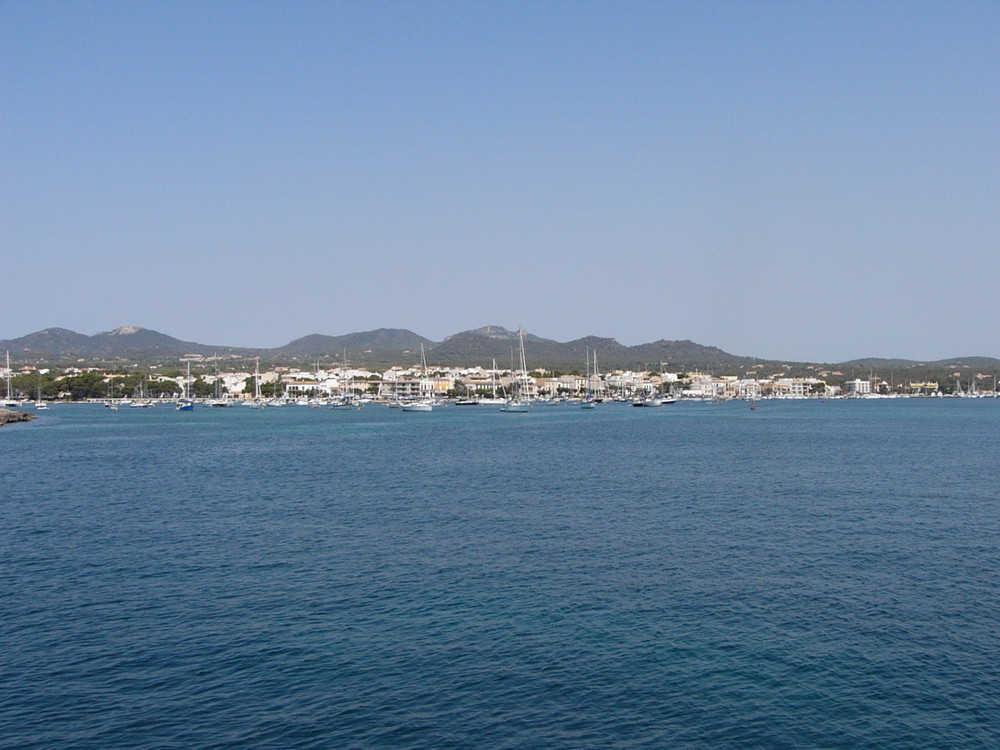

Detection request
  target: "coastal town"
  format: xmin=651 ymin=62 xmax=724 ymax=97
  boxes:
xmin=3 ymin=348 xmax=997 ymax=410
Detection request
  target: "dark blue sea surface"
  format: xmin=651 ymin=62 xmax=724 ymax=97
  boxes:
xmin=2 ymin=399 xmax=999 ymax=748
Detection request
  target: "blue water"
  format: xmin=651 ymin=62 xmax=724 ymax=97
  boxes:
xmin=2 ymin=399 xmax=999 ymax=748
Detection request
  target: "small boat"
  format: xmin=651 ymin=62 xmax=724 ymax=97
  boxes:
xmin=455 ymin=384 xmax=478 ymax=406
xmin=500 ymin=399 xmax=530 ymax=413
xmin=401 ymin=400 xmax=433 ymax=412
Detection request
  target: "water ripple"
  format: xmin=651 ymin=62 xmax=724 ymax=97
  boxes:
xmin=2 ymin=400 xmax=999 ymax=748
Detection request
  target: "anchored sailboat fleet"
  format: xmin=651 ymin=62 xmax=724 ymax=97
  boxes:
xmin=5 ymin=327 xmax=701 ymax=413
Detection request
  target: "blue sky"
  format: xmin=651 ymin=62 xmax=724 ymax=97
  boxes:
xmin=3 ymin=1 xmax=998 ymax=362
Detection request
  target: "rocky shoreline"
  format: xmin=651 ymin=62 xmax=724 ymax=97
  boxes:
xmin=0 ymin=408 xmax=36 ymax=427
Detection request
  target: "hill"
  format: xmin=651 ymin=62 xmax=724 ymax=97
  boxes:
xmin=2 ymin=324 xmax=997 ymax=379
xmin=428 ymin=328 xmax=761 ymax=372
xmin=273 ymin=329 xmax=434 ymax=359
xmin=840 ymin=355 xmax=1000 ymax=370
xmin=3 ymin=327 xmax=93 ymax=358
xmin=0 ymin=326 xmax=253 ymax=363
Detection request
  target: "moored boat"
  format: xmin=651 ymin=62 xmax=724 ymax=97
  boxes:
xmin=500 ymin=328 xmax=532 ymax=413
xmin=401 ymin=400 xmax=433 ymax=412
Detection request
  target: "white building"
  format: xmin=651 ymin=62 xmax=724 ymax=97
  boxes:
xmin=843 ymin=378 xmax=872 ymax=395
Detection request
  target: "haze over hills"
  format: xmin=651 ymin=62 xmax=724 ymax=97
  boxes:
xmin=2 ymin=325 xmax=998 ymax=377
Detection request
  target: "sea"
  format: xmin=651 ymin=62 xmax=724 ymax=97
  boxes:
xmin=2 ymin=398 xmax=999 ymax=749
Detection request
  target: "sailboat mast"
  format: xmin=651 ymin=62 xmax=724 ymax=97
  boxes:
xmin=518 ymin=327 xmax=527 ymax=374
xmin=593 ymin=348 xmax=604 ymax=398
xmin=517 ymin=328 xmax=528 ymax=400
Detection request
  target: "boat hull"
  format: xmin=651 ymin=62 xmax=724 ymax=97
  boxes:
xmin=401 ymin=403 xmax=433 ymax=412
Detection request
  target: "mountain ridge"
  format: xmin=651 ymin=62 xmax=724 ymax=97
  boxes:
xmin=2 ymin=325 xmax=998 ymax=374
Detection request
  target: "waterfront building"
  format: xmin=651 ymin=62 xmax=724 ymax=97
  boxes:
xmin=843 ymin=378 xmax=872 ymax=396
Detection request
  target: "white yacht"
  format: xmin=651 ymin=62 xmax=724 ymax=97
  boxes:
xmin=501 ymin=328 xmax=531 ymax=412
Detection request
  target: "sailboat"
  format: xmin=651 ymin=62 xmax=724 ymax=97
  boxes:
xmin=331 ymin=349 xmax=358 ymax=408
xmin=2 ymin=351 xmax=20 ymax=407
xmin=130 ymin=377 xmax=155 ymax=406
xmin=581 ymin=347 xmax=597 ymax=408
xmin=34 ymin=370 xmax=48 ymax=410
xmin=402 ymin=344 xmax=435 ymax=411
xmin=455 ymin=383 xmax=479 ymax=406
xmin=252 ymin=358 xmax=265 ymax=408
xmin=105 ymin=380 xmax=119 ymax=410
xmin=206 ymin=360 xmax=231 ymax=406
xmin=477 ymin=360 xmax=506 ymax=405
xmin=176 ymin=361 xmax=194 ymax=410
xmin=500 ymin=328 xmax=531 ymax=412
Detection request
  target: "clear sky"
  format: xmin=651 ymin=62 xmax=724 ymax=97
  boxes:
xmin=3 ymin=1 xmax=998 ymax=362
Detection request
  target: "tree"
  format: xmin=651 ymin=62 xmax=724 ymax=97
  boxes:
xmin=11 ymin=372 xmax=59 ymax=400
xmin=147 ymin=380 xmax=180 ymax=398
xmin=117 ymin=373 xmax=148 ymax=396
xmin=244 ymin=376 xmax=283 ymax=397
xmin=191 ymin=378 xmax=214 ymax=397
xmin=59 ymin=372 xmax=108 ymax=400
